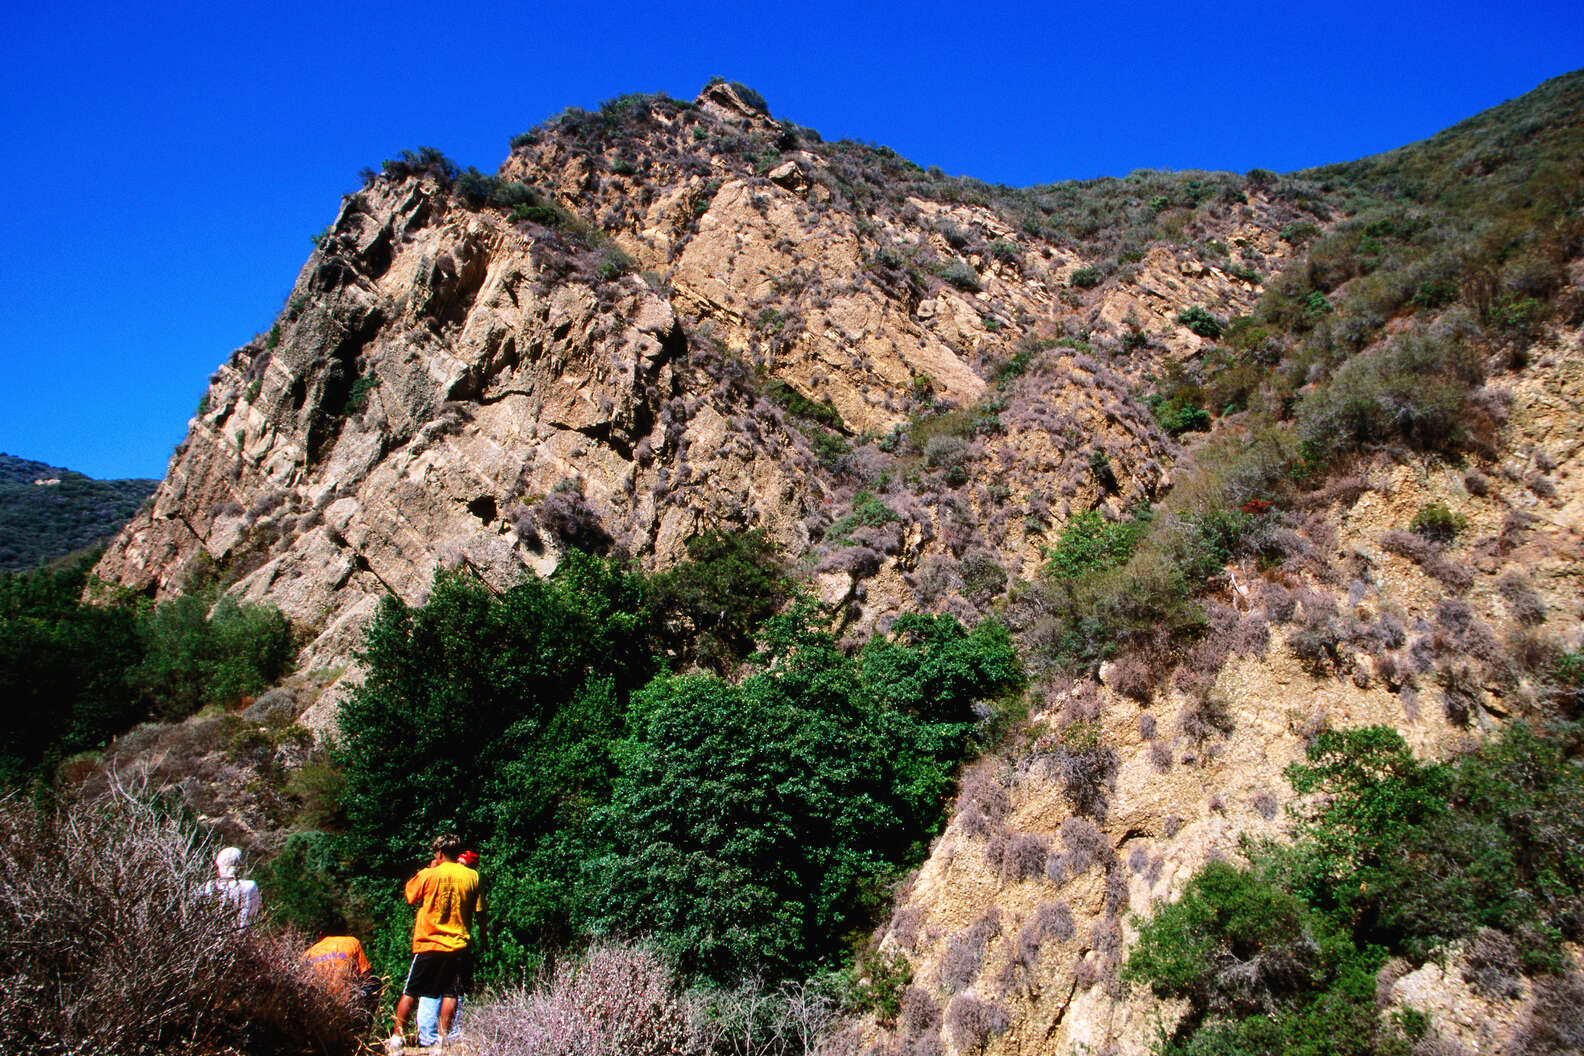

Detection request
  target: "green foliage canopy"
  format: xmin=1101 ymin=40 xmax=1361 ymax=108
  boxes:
xmin=594 ymin=601 xmax=1022 ymax=980
xmin=1128 ymin=724 xmax=1584 ymax=1053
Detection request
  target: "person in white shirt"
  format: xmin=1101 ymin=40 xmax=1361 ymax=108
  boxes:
xmin=200 ymin=846 xmax=263 ymax=927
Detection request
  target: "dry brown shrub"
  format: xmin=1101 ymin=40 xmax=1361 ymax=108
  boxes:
xmin=939 ymin=913 xmax=1001 ymax=993
xmin=1059 ymin=817 xmax=1112 ymax=875
xmin=1507 ymin=626 xmax=1561 ymax=675
xmin=942 ymin=994 xmax=1009 ymax=1052
xmin=888 ymin=905 xmax=926 ymax=953
xmin=1375 ymin=956 xmax=1411 ymax=1007
xmin=1102 ymin=866 xmax=1129 ymax=916
xmin=955 ymin=761 xmax=1011 ymax=825
xmin=1462 ymin=928 xmax=1522 ymax=999
xmin=0 ymin=780 xmax=363 ymax=1056
xmin=1381 ymin=530 xmax=1473 ymax=591
xmin=1438 ymin=663 xmax=1483 ymax=727
xmin=898 ymin=985 xmax=941 ymax=1038
xmin=1000 ymin=833 xmax=1049 ymax=884
xmin=468 ymin=941 xmax=694 ymax=1056
xmin=1295 ymin=472 xmax=1371 ymax=510
xmin=1512 ymin=973 xmax=1584 ymax=1056
xmin=1498 ymin=570 xmax=1548 ymax=626
xmin=1106 ymin=651 xmax=1158 ymax=703
xmin=1040 ymin=725 xmax=1118 ymax=819
xmin=1011 ymin=902 xmax=1074 ymax=975
xmin=1251 ymin=789 xmax=1279 ymax=820
xmin=1176 ymin=690 xmax=1235 ymax=746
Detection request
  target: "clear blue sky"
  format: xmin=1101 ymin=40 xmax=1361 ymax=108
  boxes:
xmin=2 ymin=0 xmax=1580 ymax=479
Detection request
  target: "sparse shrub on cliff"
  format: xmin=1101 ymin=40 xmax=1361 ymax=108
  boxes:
xmin=1512 ymin=973 xmax=1584 ymax=1056
xmin=1176 ymin=306 xmax=1225 ymax=339
xmin=1462 ymin=927 xmax=1522 ymax=998
xmin=899 ymin=985 xmax=942 ymax=1036
xmin=361 ymin=145 xmax=460 ymax=188
xmin=825 ymin=489 xmax=901 ymax=546
xmin=943 ymin=994 xmax=1009 ymax=1052
xmin=1059 ymin=816 xmax=1112 ymax=875
xmin=520 ymin=483 xmax=613 ymax=554
xmin=938 ymin=260 xmax=982 ymax=292
xmin=1039 ymin=721 xmax=1119 ymax=819
xmin=1176 ymin=690 xmax=1235 ymax=746
xmin=1409 ymin=503 xmax=1466 ymax=544
xmin=939 ymin=912 xmax=1000 ymax=992
xmin=1000 ymin=833 xmax=1049 ymax=883
xmin=1498 ymin=570 xmax=1547 ymax=626
xmin=1380 ymin=529 xmax=1473 ymax=592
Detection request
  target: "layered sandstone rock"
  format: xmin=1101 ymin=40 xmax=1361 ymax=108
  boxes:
xmin=96 ymin=84 xmax=1276 ymax=697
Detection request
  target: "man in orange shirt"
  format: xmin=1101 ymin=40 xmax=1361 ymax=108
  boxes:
xmin=386 ymin=833 xmax=486 ymax=1052
xmin=302 ymin=919 xmax=378 ymax=1018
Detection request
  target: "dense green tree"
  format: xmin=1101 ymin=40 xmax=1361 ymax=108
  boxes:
xmin=595 ymin=601 xmax=1022 ymax=980
xmin=0 ymin=558 xmax=141 ymax=782
xmin=646 ymin=528 xmax=790 ymax=672
xmin=337 ymin=555 xmax=652 ymax=879
xmin=128 ymin=592 xmax=293 ymax=718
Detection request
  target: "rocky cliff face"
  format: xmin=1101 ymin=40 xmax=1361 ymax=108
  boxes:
xmin=93 ymin=81 xmax=1584 ymax=1053
xmin=95 ymin=84 xmax=1293 ymax=707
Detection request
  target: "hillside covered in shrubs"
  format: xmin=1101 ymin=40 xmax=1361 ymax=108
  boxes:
xmin=5 ymin=70 xmax=1584 ymax=1055
xmin=0 ymin=453 xmax=156 ymax=570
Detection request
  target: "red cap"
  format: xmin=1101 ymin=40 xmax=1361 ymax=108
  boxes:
xmin=458 ymin=851 xmax=479 ymax=867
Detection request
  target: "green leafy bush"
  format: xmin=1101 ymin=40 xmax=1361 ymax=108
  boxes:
xmin=1043 ymin=508 xmax=1151 ymax=581
xmin=825 ymin=490 xmax=900 ymax=546
xmin=341 ymin=374 xmax=379 ymax=415
xmin=594 ymin=601 xmax=1021 ymax=980
xmin=1409 ymin=502 xmax=1466 ymax=543
xmin=1125 ymin=860 xmax=1398 ymax=1056
xmin=1148 ymin=391 xmax=1211 ymax=435
xmin=1128 ymin=723 xmax=1584 ymax=1053
xmin=1069 ymin=266 xmax=1103 ymax=289
xmin=646 ymin=528 xmax=790 ymax=672
xmin=765 ymin=378 xmax=844 ymax=430
xmin=1176 ymin=306 xmax=1225 ymax=339
xmin=129 ymin=593 xmax=294 ymax=719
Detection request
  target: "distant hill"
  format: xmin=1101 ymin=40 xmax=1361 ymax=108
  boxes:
xmin=0 ymin=454 xmax=158 ymax=571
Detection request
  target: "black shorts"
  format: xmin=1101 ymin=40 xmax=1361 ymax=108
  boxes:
xmin=402 ymin=949 xmax=473 ymax=999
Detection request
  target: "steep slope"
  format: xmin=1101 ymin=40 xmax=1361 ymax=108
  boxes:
xmin=94 ymin=82 xmax=1304 ymax=709
xmin=89 ymin=72 xmax=1584 ymax=1054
